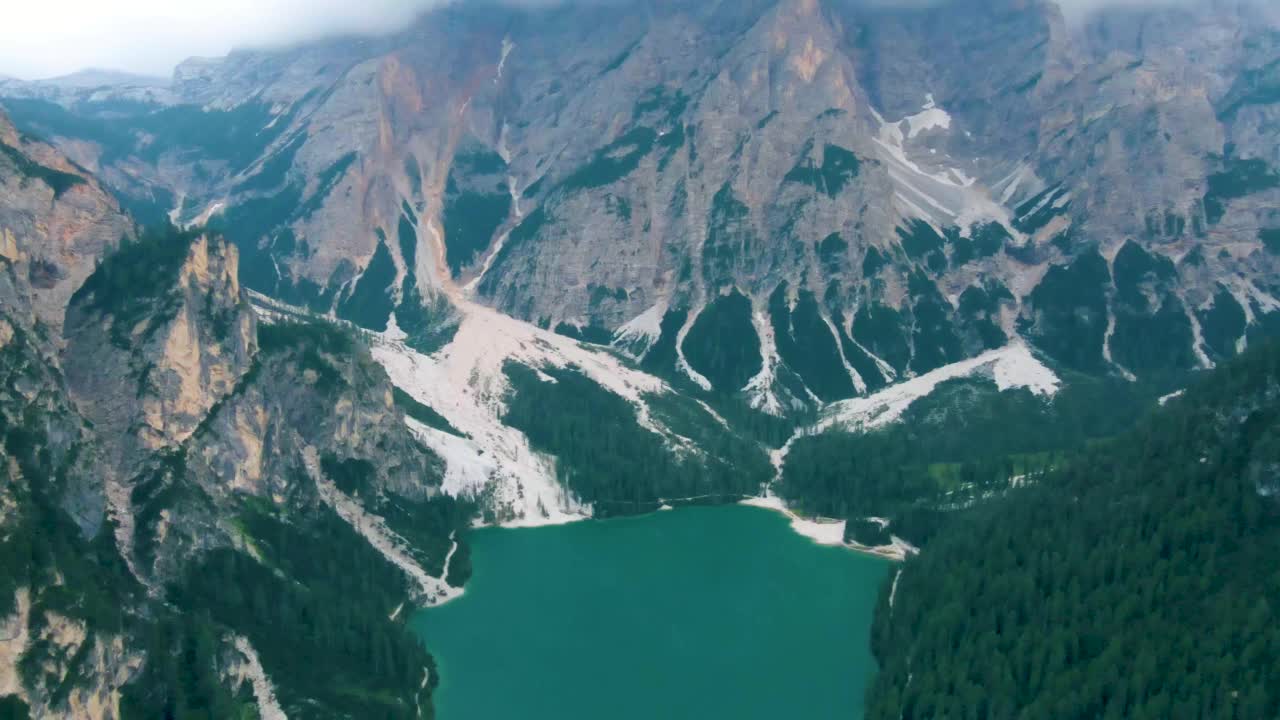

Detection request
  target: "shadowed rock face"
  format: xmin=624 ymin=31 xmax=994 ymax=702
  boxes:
xmin=0 ymin=112 xmax=131 ymax=340
xmin=3 ymin=0 xmax=1280 ymax=398
xmin=63 ymin=234 xmax=256 ymax=472
xmin=56 ymin=227 xmax=450 ymax=577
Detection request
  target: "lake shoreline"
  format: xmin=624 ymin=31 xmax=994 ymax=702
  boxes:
xmin=470 ymin=491 xmax=915 ymax=562
xmin=414 ymin=504 xmax=888 ymax=720
xmin=739 ymin=494 xmax=918 ymax=562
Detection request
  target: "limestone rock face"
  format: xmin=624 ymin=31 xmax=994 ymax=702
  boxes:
xmin=0 ymin=112 xmax=131 ymax=341
xmin=3 ymin=0 xmax=1279 ymax=400
xmin=141 ymin=314 xmax=446 ymax=581
xmin=62 ymin=234 xmax=256 ymax=473
xmin=59 ymin=231 xmax=444 ymax=576
xmin=1 ymin=227 xmax=453 ymax=718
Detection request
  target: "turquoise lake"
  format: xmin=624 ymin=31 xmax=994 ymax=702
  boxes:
xmin=412 ymin=504 xmax=890 ymax=719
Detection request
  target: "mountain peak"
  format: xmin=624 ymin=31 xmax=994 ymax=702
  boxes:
xmin=38 ymin=67 xmax=170 ymax=88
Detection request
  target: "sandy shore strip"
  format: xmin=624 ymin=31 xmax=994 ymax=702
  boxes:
xmin=740 ymin=494 xmax=918 ymax=562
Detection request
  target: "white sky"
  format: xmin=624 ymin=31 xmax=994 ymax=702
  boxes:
xmin=0 ymin=0 xmax=1206 ymax=81
xmin=0 ymin=0 xmax=449 ymax=80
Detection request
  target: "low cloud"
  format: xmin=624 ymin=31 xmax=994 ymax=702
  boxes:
xmin=1 ymin=0 xmax=628 ymax=80
xmin=1 ymin=0 xmax=455 ymax=80
xmin=851 ymin=0 xmax=1209 ymax=20
xmin=0 ymin=0 xmax=1225 ymax=81
xmin=1053 ymin=0 xmax=1203 ymax=22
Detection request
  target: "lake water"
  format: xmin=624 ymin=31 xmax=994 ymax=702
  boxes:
xmin=412 ymin=504 xmax=889 ymax=719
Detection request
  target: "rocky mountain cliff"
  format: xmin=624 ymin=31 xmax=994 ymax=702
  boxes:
xmin=0 ymin=113 xmax=129 ymax=339
xmin=0 ymin=122 xmax=471 ymax=718
xmin=3 ymin=0 xmax=1278 ymax=413
xmin=4 ymin=1 xmax=1280 ymax=715
xmin=0 ymin=98 xmax=773 ymax=715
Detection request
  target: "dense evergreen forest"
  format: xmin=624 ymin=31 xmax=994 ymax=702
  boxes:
xmin=865 ymin=341 xmax=1280 ymax=719
xmin=780 ymin=372 xmax=1178 ymax=544
xmin=69 ymin=225 xmax=206 ymax=347
xmin=169 ymin=507 xmax=433 ymax=720
xmin=121 ymin=319 xmax=461 ymax=718
xmin=502 ymin=361 xmax=771 ymax=516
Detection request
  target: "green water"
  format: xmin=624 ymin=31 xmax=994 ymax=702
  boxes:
xmin=413 ymin=504 xmax=889 ymax=719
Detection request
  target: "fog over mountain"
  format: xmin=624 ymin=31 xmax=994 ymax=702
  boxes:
xmin=0 ymin=0 xmax=1223 ymax=79
xmin=0 ymin=0 xmax=448 ymax=78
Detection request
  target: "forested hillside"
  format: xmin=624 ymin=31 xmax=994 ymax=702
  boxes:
xmin=502 ymin=362 xmax=771 ymax=516
xmin=779 ymin=371 xmax=1178 ymax=545
xmin=866 ymin=341 xmax=1280 ymax=720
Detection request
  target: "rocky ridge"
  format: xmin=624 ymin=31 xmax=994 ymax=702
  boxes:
xmin=2 ymin=0 xmax=1278 ymax=415
xmin=0 ymin=116 xmax=468 ymax=718
xmin=3 ymin=0 xmax=1280 ymax=715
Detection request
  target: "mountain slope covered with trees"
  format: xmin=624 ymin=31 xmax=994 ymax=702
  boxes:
xmin=866 ymin=341 xmax=1280 ymax=720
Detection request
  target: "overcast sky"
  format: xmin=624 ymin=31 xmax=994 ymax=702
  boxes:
xmin=1 ymin=0 xmax=451 ymax=80
xmin=0 ymin=0 xmax=1205 ymax=81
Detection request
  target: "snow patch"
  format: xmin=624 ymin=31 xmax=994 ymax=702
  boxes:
xmin=904 ymin=94 xmax=952 ymax=138
xmin=167 ymin=193 xmax=186 ymax=227
xmin=888 ymin=569 xmax=903 ymax=610
xmin=890 ymin=168 xmax=959 ymax=217
xmin=305 ymin=447 xmax=459 ymax=604
xmin=820 ymin=309 xmax=866 ymax=394
xmin=440 ymin=531 xmax=461 ymax=590
xmin=850 ymin=336 xmax=898 ymax=383
xmin=1019 ymin=188 xmax=1058 ymax=221
xmin=1103 ymin=304 xmax=1137 ymax=382
xmin=495 ymin=36 xmax=515 ymax=84
xmin=994 ymin=162 xmax=1040 ymax=205
xmin=230 ymin=636 xmax=287 ymax=720
xmin=815 ymin=342 xmax=1059 ymax=434
xmin=948 ymin=167 xmax=977 ymax=188
xmin=695 ymin=400 xmax=731 ymax=430
xmin=372 ymin=299 xmax=677 ymax=528
xmin=872 ymin=103 xmax=1023 ymax=242
xmin=674 ymin=300 xmax=713 ymax=392
xmin=1185 ymin=303 xmax=1215 ymax=370
xmin=893 ymin=192 xmax=944 ymax=229
xmin=383 ymin=310 xmax=409 ymax=343
xmin=1250 ymin=284 xmax=1280 ymax=316
xmin=189 ymin=200 xmax=227 ymax=229
xmin=612 ymin=300 xmax=668 ymax=359
xmin=463 ymin=170 xmax=523 ymax=294
xmin=743 ymin=307 xmax=784 ymax=415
